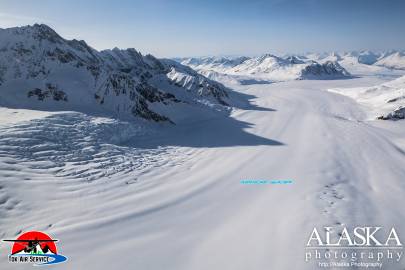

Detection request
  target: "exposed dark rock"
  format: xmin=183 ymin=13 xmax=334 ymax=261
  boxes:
xmin=1 ymin=24 xmax=230 ymax=123
xmin=377 ymin=107 xmax=405 ymax=120
xmin=27 ymin=83 xmax=68 ymax=101
xmin=301 ymin=61 xmax=350 ymax=78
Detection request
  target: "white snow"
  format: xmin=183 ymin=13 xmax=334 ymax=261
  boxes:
xmin=305 ymin=50 xmax=405 ymax=77
xmin=375 ymin=52 xmax=405 ymax=70
xmin=180 ymin=54 xmax=350 ymax=84
xmin=329 ymin=75 xmax=405 ymax=119
xmin=1 ymin=74 xmax=405 ymax=269
xmin=1 ymin=25 xmax=405 ymax=270
xmin=0 ymin=24 xmax=230 ymax=124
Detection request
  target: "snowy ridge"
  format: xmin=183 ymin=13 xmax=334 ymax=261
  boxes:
xmin=305 ymin=50 xmax=405 ymax=74
xmin=179 ymin=56 xmax=250 ymax=72
xmin=0 ymin=24 xmax=229 ymax=123
xmin=329 ymin=75 xmax=405 ymax=120
xmin=178 ymin=50 xmax=405 ymax=85
xmin=162 ymin=59 xmax=229 ymax=106
xmin=374 ymin=52 xmax=405 ymax=70
xmin=179 ymin=54 xmax=351 ymax=84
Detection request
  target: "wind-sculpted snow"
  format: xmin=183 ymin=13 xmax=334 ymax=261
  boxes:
xmin=0 ymin=24 xmax=230 ymax=123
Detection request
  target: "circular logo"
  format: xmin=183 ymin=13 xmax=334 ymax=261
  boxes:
xmin=10 ymin=231 xmax=58 ymax=255
xmin=3 ymin=231 xmax=67 ymax=266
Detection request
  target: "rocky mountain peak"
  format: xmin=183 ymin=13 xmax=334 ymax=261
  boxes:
xmin=0 ymin=24 xmax=230 ymax=123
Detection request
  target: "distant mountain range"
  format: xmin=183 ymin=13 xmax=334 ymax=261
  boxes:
xmin=177 ymin=50 xmax=405 ymax=84
xmin=0 ymin=24 xmax=229 ymax=123
xmin=303 ymin=50 xmax=405 ymax=70
xmin=178 ymin=54 xmax=351 ymax=83
xmin=313 ymin=50 xmax=404 ymax=65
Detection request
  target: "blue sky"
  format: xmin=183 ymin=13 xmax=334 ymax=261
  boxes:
xmin=0 ymin=0 xmax=404 ymax=57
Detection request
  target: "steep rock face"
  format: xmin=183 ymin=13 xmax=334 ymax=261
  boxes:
xmin=300 ymin=61 xmax=350 ymax=79
xmin=179 ymin=56 xmax=250 ymax=71
xmin=99 ymin=50 xmax=230 ymax=106
xmin=162 ymin=59 xmax=229 ymax=105
xmin=377 ymin=107 xmax=405 ymax=120
xmin=0 ymin=24 xmax=229 ymax=123
xmin=285 ymin=56 xmax=305 ymax=64
xmin=27 ymin=83 xmax=68 ymax=102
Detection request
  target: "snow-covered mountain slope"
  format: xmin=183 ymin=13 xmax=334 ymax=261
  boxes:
xmin=374 ymin=52 xmax=405 ymax=70
xmin=179 ymin=54 xmax=351 ymax=83
xmin=229 ymin=54 xmax=288 ymax=74
xmin=161 ymin=59 xmax=229 ymax=106
xmin=318 ymin=52 xmax=343 ymax=63
xmin=179 ymin=56 xmax=250 ymax=72
xmin=0 ymin=24 xmax=229 ymax=123
xmin=357 ymin=50 xmax=381 ymax=65
xmin=304 ymin=51 xmax=405 ymax=76
xmin=329 ymin=75 xmax=405 ymax=120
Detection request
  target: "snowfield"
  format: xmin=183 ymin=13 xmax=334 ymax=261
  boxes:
xmin=1 ymin=74 xmax=405 ymax=269
xmin=329 ymin=75 xmax=405 ymax=120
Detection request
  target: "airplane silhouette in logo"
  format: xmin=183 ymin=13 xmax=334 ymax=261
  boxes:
xmin=3 ymin=238 xmax=58 ymax=255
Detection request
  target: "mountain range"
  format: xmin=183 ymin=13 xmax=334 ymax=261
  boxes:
xmin=179 ymin=54 xmax=351 ymax=82
xmin=306 ymin=50 xmax=405 ymax=68
xmin=178 ymin=50 xmax=405 ymax=84
xmin=0 ymin=24 xmax=229 ymax=123
xmin=1 ymin=24 xmax=404 ymax=123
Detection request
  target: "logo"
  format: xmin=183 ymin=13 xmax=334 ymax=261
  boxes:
xmin=305 ymin=226 xmax=403 ymax=268
xmin=3 ymin=231 xmax=68 ymax=266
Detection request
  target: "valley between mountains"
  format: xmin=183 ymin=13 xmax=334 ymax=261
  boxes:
xmin=1 ymin=77 xmax=405 ymax=269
